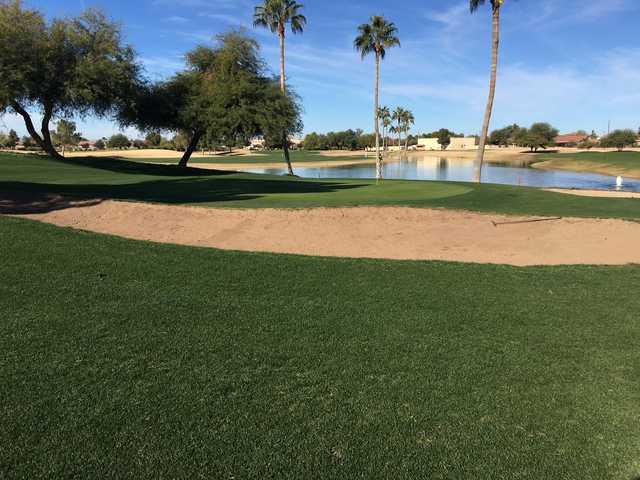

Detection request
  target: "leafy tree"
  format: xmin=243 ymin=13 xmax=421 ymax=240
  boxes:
xmin=107 ymin=133 xmax=130 ymax=149
xmin=513 ymin=123 xmax=558 ymax=151
xmin=144 ymin=131 xmax=162 ymax=148
xmin=132 ymin=139 xmax=145 ymax=149
xmin=123 ymin=31 xmax=301 ymax=167
xmin=489 ymin=124 xmax=521 ymax=146
xmin=21 ymin=135 xmax=34 ymax=149
xmin=94 ymin=138 xmax=106 ymax=150
xmin=302 ymin=130 xmax=380 ymax=150
xmin=253 ymin=0 xmax=306 ymax=175
xmin=0 ymin=132 xmax=7 ymax=148
xmin=470 ymin=0 xmax=505 ymax=182
xmin=437 ymin=128 xmax=452 ymax=150
xmin=354 ymin=15 xmax=400 ymax=180
xmin=421 ymin=129 xmax=463 ymax=150
xmin=52 ymin=119 xmax=81 ymax=156
xmin=302 ymin=132 xmax=325 ymax=150
xmin=600 ymin=129 xmax=638 ymax=151
xmin=6 ymin=129 xmax=19 ymax=149
xmin=0 ymin=1 xmax=141 ymax=159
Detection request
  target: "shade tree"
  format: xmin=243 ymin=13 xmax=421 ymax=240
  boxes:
xmin=0 ymin=1 xmax=141 ymax=159
xmin=600 ymin=129 xmax=638 ymax=151
xmin=123 ymin=31 xmax=302 ymax=167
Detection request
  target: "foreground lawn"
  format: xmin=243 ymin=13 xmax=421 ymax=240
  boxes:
xmin=1 ymin=153 xmax=639 ymax=219
xmin=1 ymin=216 xmax=639 ymax=479
xmin=124 ymin=149 xmax=370 ymax=164
xmin=535 ymin=151 xmax=640 ymax=179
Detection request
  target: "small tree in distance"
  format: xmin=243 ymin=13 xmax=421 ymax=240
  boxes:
xmin=52 ymin=119 xmax=81 ymax=156
xmin=7 ymin=130 xmax=19 ymax=149
xmin=107 ymin=133 xmax=130 ymax=150
xmin=600 ymin=129 xmax=638 ymax=151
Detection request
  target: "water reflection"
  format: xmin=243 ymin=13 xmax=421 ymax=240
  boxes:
xmin=243 ymin=155 xmax=640 ymax=192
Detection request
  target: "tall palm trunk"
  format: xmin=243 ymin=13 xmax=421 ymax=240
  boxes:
xmin=374 ymin=53 xmax=382 ymax=180
xmin=473 ymin=6 xmax=500 ymax=183
xmin=279 ymin=29 xmax=294 ymax=176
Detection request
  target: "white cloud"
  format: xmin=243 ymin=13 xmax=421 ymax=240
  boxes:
xmin=162 ymin=16 xmax=189 ymax=24
xmin=384 ymin=48 xmax=640 ymax=134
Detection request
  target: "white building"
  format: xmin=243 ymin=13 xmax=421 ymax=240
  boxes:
xmin=417 ymin=138 xmax=441 ymax=150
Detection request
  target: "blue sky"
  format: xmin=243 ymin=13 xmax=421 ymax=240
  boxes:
xmin=3 ymin=0 xmax=640 ymax=140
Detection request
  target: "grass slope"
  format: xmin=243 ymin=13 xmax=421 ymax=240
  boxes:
xmin=1 ymin=153 xmax=639 ymax=219
xmin=535 ymin=151 xmax=640 ymax=179
xmin=1 ymin=216 xmax=639 ymax=479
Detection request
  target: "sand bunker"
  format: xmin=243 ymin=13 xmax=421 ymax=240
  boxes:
xmin=12 ymin=201 xmax=640 ymax=266
xmin=545 ymin=189 xmax=640 ymax=199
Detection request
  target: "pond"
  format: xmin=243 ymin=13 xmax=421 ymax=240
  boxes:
xmin=241 ymin=155 xmax=640 ymax=192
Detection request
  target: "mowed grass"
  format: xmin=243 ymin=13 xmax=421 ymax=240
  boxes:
xmin=1 ymin=216 xmax=639 ymax=479
xmin=125 ymin=149 xmax=370 ymax=164
xmin=536 ymin=151 xmax=640 ymax=178
xmin=1 ymin=153 xmax=639 ymax=219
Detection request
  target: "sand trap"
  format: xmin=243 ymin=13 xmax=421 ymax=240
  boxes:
xmin=546 ymin=189 xmax=640 ymax=199
xmin=12 ymin=201 xmax=640 ymax=266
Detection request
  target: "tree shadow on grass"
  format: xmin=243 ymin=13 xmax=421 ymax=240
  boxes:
xmin=0 ymin=191 xmax=104 ymax=214
xmin=0 ymin=175 xmax=365 ymax=209
xmin=54 ymin=155 xmax=236 ymax=177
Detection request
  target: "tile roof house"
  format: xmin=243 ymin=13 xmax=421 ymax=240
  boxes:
xmin=554 ymin=133 xmax=589 ymax=146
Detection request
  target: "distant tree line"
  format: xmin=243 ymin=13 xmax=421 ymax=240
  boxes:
xmin=489 ymin=123 xmax=639 ymax=151
xmin=488 ymin=123 xmax=559 ymax=151
xmin=301 ymin=130 xmax=376 ymax=150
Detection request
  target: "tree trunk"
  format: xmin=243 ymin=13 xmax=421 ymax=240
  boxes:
xmin=473 ymin=6 xmax=501 ymax=184
xmin=278 ymin=30 xmax=295 ymax=176
xmin=404 ymin=129 xmax=409 ymax=151
xmin=374 ymin=53 xmax=382 ymax=181
xmin=178 ymin=131 xmax=202 ymax=168
xmin=40 ymin=106 xmax=60 ymax=159
xmin=11 ymin=102 xmax=62 ymax=159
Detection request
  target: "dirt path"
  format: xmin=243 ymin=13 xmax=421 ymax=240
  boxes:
xmin=12 ymin=200 xmax=640 ymax=266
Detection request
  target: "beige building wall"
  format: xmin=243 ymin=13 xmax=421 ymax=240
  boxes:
xmin=417 ymin=138 xmax=441 ymax=150
xmin=448 ymin=137 xmax=477 ymax=150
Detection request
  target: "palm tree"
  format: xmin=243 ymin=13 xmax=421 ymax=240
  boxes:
xmin=402 ymin=110 xmax=415 ymax=151
xmin=392 ymin=107 xmax=405 ymax=153
xmin=354 ymin=16 xmax=400 ymax=181
xmin=254 ymin=0 xmax=306 ymax=175
xmin=471 ymin=0 xmax=504 ymax=183
xmin=378 ymin=106 xmax=391 ymax=152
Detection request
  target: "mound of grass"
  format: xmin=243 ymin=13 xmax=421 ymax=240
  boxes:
xmin=1 ymin=153 xmax=638 ymax=219
xmin=535 ymin=151 xmax=640 ymax=178
xmin=1 ymin=216 xmax=639 ymax=479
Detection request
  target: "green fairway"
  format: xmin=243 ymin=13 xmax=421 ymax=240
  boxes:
xmin=123 ymin=149 xmax=371 ymax=164
xmin=1 ymin=153 xmax=639 ymax=219
xmin=535 ymin=151 xmax=640 ymax=179
xmin=1 ymin=216 xmax=639 ymax=479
